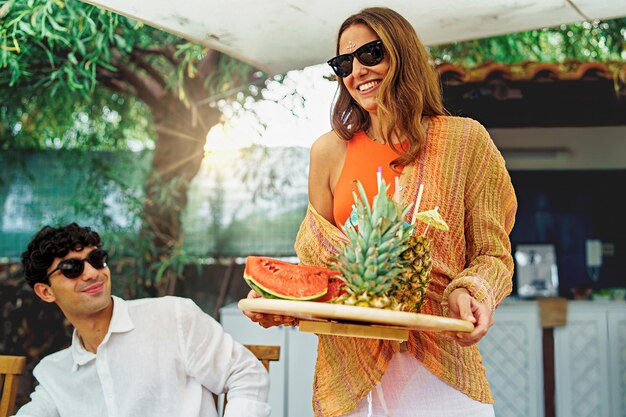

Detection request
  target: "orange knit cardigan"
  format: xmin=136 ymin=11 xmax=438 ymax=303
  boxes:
xmin=294 ymin=116 xmax=518 ymax=417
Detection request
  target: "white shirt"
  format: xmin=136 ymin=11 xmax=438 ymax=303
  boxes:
xmin=14 ymin=296 xmax=271 ymax=417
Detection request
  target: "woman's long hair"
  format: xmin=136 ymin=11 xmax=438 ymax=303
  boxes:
xmin=330 ymin=7 xmax=447 ymax=168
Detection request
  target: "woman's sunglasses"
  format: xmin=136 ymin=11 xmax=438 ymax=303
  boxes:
xmin=327 ymin=39 xmax=384 ymax=78
xmin=45 ymin=248 xmax=109 ymax=281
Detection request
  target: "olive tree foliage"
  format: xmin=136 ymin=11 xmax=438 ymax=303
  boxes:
xmin=430 ymin=17 xmax=626 ymax=80
xmin=0 ymin=0 xmax=271 ymax=296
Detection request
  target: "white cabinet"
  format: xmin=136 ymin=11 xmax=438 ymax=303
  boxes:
xmin=219 ymin=303 xmax=317 ymax=417
xmin=608 ymin=307 xmax=626 ymax=417
xmin=479 ymin=301 xmax=545 ymax=417
xmin=285 ymin=326 xmax=318 ymax=417
xmin=554 ymin=302 xmax=626 ymax=417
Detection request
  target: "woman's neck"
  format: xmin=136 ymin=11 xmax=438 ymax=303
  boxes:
xmin=367 ymin=118 xmax=400 ymax=145
xmin=367 ymin=115 xmax=430 ymax=144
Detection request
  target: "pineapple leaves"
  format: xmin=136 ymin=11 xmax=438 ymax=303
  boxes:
xmin=331 ymin=177 xmax=421 ymax=308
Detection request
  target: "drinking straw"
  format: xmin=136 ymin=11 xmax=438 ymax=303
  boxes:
xmin=410 ymin=183 xmax=424 ymax=225
xmin=377 ymin=166 xmax=382 ymax=190
xmin=394 ymin=176 xmax=400 ymax=203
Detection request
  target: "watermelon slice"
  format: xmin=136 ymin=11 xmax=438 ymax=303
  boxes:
xmin=315 ymin=278 xmax=348 ymax=303
xmin=244 ymin=256 xmax=340 ymax=301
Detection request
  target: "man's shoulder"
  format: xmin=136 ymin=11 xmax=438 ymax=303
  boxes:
xmin=34 ymin=347 xmax=73 ymax=373
xmin=124 ymin=296 xmax=199 ymax=316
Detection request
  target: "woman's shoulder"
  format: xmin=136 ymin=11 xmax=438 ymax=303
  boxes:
xmin=431 ymin=116 xmax=491 ymax=147
xmin=434 ymin=115 xmax=487 ymax=132
xmin=310 ymin=130 xmax=346 ymax=158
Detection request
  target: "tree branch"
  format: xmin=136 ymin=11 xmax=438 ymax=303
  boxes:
xmin=134 ymin=45 xmax=180 ymax=67
xmin=112 ymin=60 xmax=163 ymax=110
xmin=130 ymin=49 xmax=168 ymax=89
xmin=103 ymin=79 xmax=133 ymax=96
xmin=196 ymin=49 xmax=221 ymax=78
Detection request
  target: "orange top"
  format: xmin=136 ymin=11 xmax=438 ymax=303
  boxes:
xmin=333 ymin=131 xmax=406 ymax=226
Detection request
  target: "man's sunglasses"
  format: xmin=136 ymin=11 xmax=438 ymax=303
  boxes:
xmin=45 ymin=248 xmax=109 ymax=281
xmin=327 ymin=39 xmax=384 ymax=78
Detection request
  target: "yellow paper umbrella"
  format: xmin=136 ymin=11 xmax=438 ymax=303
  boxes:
xmin=414 ymin=208 xmax=449 ymax=231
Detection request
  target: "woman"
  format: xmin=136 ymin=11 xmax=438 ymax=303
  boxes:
xmin=246 ymin=7 xmax=517 ymax=417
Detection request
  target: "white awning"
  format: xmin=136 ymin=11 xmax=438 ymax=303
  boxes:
xmin=80 ymin=0 xmax=626 ymax=75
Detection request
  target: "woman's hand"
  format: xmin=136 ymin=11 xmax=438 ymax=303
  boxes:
xmin=242 ymin=290 xmax=299 ymax=328
xmin=446 ymin=288 xmax=494 ymax=347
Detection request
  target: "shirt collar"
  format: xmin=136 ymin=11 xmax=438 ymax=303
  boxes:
xmin=70 ymin=296 xmax=135 ymax=369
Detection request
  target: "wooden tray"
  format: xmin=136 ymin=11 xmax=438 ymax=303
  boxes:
xmin=238 ymin=298 xmax=473 ymax=341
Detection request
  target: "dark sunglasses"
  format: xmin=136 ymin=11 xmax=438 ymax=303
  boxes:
xmin=45 ymin=248 xmax=109 ymax=281
xmin=327 ymin=39 xmax=384 ymax=78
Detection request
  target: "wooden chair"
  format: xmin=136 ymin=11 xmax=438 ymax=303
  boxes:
xmin=214 ymin=344 xmax=280 ymax=416
xmin=0 ymin=355 xmax=27 ymax=417
xmin=243 ymin=344 xmax=280 ymax=373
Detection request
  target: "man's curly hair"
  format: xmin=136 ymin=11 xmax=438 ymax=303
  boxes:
xmin=21 ymin=223 xmax=102 ymax=287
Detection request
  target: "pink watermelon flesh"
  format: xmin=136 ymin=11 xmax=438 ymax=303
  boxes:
xmin=315 ymin=278 xmax=347 ymax=303
xmin=244 ymin=256 xmax=337 ymax=301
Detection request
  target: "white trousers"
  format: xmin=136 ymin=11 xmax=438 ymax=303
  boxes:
xmin=341 ymin=352 xmax=495 ymax=417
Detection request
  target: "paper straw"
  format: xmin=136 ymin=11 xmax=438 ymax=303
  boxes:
xmin=376 ymin=166 xmax=382 ymax=190
xmin=394 ymin=177 xmax=400 ymax=203
xmin=411 ymin=183 xmax=424 ymax=224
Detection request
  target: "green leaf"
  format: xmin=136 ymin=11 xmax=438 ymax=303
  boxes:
xmin=46 ymin=13 xmax=67 ymax=32
xmin=18 ymin=20 xmax=36 ymax=36
xmin=75 ymin=38 xmax=86 ymax=56
xmin=113 ymin=33 xmax=126 ymax=50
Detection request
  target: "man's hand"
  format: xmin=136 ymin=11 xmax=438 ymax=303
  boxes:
xmin=446 ymin=288 xmax=493 ymax=346
xmin=242 ymin=290 xmax=299 ymax=328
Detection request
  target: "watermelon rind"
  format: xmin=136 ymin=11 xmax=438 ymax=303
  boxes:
xmin=244 ymin=273 xmax=327 ymax=301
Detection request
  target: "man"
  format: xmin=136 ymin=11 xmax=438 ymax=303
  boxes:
xmin=14 ymin=223 xmax=270 ymax=417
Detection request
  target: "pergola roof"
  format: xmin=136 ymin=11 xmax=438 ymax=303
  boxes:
xmin=80 ymin=0 xmax=626 ymax=75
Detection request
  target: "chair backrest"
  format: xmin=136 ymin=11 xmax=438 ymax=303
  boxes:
xmin=0 ymin=355 xmax=27 ymax=417
xmin=214 ymin=344 xmax=280 ymax=416
xmin=242 ymin=344 xmax=280 ymax=372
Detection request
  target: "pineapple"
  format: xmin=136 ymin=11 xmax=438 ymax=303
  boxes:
xmin=393 ymin=235 xmax=433 ymax=313
xmin=393 ymin=207 xmax=448 ymax=312
xmin=331 ymin=178 xmax=414 ymax=310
